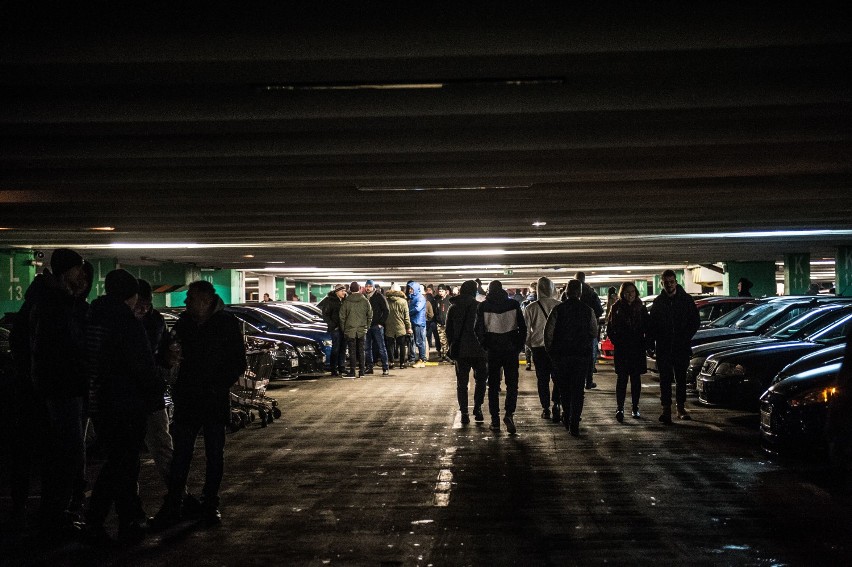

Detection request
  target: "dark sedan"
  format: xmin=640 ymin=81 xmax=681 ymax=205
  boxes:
xmin=772 ymin=342 xmax=846 ymax=384
xmin=686 ymin=304 xmax=852 ymax=389
xmin=226 ymin=306 xmax=327 ymax=377
xmin=696 ymin=313 xmax=852 ymax=408
xmin=227 ymin=304 xmax=333 ymax=366
xmin=760 ymin=362 xmax=841 ymax=455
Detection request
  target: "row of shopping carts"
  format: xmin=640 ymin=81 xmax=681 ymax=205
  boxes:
xmin=229 ymin=349 xmax=281 ymax=432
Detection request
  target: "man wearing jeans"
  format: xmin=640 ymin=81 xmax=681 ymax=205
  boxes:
xmin=407 ymin=281 xmax=428 ymax=367
xmin=363 ymin=280 xmax=390 ymax=376
xmin=153 ymin=281 xmax=246 ymax=528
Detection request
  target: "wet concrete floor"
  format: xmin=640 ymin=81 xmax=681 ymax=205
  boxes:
xmin=2 ymin=362 xmax=852 ymax=566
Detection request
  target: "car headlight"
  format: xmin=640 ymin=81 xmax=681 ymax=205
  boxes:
xmin=296 ymin=345 xmax=316 ymax=354
xmin=788 ymin=384 xmax=840 ymax=407
xmin=715 ymin=362 xmax=745 ymax=376
xmin=323 ymin=339 xmax=333 ymax=347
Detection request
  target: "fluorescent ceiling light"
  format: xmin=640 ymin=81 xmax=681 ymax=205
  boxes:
xmin=358 ymin=185 xmax=528 ymax=192
xmin=532 ymin=221 xmax=547 ymax=227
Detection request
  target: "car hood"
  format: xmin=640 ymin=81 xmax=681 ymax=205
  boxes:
xmin=708 ymin=340 xmax=822 ymax=366
xmin=765 ymin=362 xmax=841 ymax=398
xmin=773 ymin=343 xmax=847 ymax=382
xmin=691 ymin=336 xmax=777 ymax=358
xmin=692 ymin=327 xmax=755 ymax=345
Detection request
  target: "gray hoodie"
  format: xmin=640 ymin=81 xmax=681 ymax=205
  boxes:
xmin=524 ymin=277 xmax=562 ymax=348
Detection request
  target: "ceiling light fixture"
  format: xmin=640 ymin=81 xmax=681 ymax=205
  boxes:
xmin=357 ymin=185 xmax=529 ymax=192
xmin=532 ymin=221 xmax=547 ymax=227
xmin=88 ymin=226 xmax=115 ymax=231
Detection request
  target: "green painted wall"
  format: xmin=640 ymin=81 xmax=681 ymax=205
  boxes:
xmin=200 ymin=269 xmax=242 ymax=304
xmin=294 ymin=281 xmax=310 ymax=303
xmin=275 ymin=277 xmax=287 ymax=301
xmin=836 ymin=247 xmax=852 ymax=297
xmin=0 ymin=249 xmax=36 ymax=315
xmin=653 ymin=270 xmax=684 ymax=295
xmin=87 ymin=258 xmax=118 ymax=302
xmin=723 ymin=261 xmax=776 ymax=298
xmin=634 ymin=280 xmax=649 ymax=297
xmin=312 ymin=284 xmax=332 ymax=300
xmin=784 ymin=253 xmax=810 ymax=295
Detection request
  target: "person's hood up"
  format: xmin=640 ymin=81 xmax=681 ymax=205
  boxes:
xmin=485 ymin=280 xmax=507 ymax=302
xmin=459 ymin=280 xmax=477 ymax=297
xmin=408 ymin=281 xmax=422 ymax=296
xmin=449 ymin=293 xmax=477 ymax=309
xmin=386 ymin=290 xmax=407 ymax=300
xmin=536 ymin=277 xmax=555 ymax=300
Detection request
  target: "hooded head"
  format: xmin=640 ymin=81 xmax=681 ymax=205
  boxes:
xmin=566 ymin=279 xmax=582 ymax=299
xmin=50 ymin=248 xmax=84 ymax=278
xmin=536 ymin=276 xmax=555 ymax=299
xmin=486 ymin=280 xmax=504 ymax=299
xmin=459 ymin=280 xmax=478 ymax=297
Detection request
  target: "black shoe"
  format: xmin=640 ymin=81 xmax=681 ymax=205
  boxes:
xmin=585 ymin=382 xmax=597 ymax=390
xmin=382 ymin=370 xmax=389 ymax=376
xmin=503 ymin=414 xmax=517 ymax=434
xmin=616 ymin=409 xmax=624 ymax=423
xmin=460 ymin=413 xmax=470 ymax=424
xmin=659 ymin=411 xmax=673 ymax=425
xmin=330 ymin=371 xmax=340 ymax=377
xmin=551 ymin=406 xmax=561 ymax=423
xmin=632 ymin=408 xmax=641 ymax=419
xmin=345 ymin=371 xmax=356 ymax=378
xmin=489 ymin=420 xmax=500 ymax=431
xmin=203 ymin=507 xmax=222 ymax=527
xmin=563 ymin=415 xmax=571 ymax=430
xmin=593 ymin=366 xmax=599 ymax=373
xmin=364 ymin=368 xmax=374 ymax=375
xmin=569 ymin=423 xmax=580 ymax=437
xmin=473 ymin=406 xmax=484 ymax=422
xmin=389 ymin=363 xmax=395 ymax=369
xmin=540 ymin=408 xmax=551 ymax=419
xmin=526 ymin=364 xmax=532 ymax=371
xmin=183 ymin=493 xmax=203 ymax=519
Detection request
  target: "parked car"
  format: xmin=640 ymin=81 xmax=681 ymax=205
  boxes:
xmin=228 ymin=304 xmax=333 ymax=366
xmin=760 ymin=361 xmax=842 ymax=455
xmin=272 ymin=301 xmax=325 ymax=324
xmin=772 ymin=343 xmax=847 ymax=384
xmin=258 ymin=302 xmax=327 ymax=328
xmin=224 ymin=306 xmax=328 ymax=376
xmin=696 ymin=312 xmax=852 ymax=408
xmin=686 ymin=304 xmax=852 ymax=389
xmin=695 ymin=296 xmax=754 ymax=326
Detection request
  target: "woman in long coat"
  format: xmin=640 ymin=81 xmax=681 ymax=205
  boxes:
xmin=606 ymin=282 xmax=650 ymax=421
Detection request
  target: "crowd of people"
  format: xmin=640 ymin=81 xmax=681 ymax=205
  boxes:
xmin=8 ymin=248 xmax=247 ymax=545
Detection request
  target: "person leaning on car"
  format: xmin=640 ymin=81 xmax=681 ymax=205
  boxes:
xmin=649 ymin=269 xmax=700 ymax=424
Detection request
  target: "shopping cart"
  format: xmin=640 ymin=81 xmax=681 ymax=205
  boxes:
xmin=228 ymin=349 xmax=281 ymax=431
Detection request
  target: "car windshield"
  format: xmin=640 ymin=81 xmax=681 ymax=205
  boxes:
xmin=809 ymin=314 xmax=852 ymax=346
xmin=710 ymin=303 xmax=757 ymax=328
xmin=765 ymin=307 xmax=843 ymax=339
xmin=287 ymin=304 xmax=325 ymax=322
xmin=280 ymin=305 xmax=323 ymax=324
xmin=237 ymin=309 xmax=292 ymax=332
xmin=734 ymin=303 xmax=803 ymax=331
xmin=261 ymin=306 xmax=314 ymax=325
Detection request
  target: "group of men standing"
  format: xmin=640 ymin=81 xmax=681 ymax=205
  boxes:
xmin=447 ymin=270 xmax=699 ymax=437
xmin=9 ymin=248 xmax=247 ymax=545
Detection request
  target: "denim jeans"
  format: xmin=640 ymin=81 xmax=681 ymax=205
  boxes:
xmin=365 ymin=325 xmax=389 ymax=370
xmin=409 ymin=324 xmax=426 ymax=362
xmin=330 ymin=329 xmax=347 ymax=373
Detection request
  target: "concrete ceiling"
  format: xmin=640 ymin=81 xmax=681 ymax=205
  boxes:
xmin=1 ymin=4 xmax=850 ymax=285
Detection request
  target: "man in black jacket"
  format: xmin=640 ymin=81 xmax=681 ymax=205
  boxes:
xmin=363 ymin=280 xmax=390 ymax=375
xmin=153 ymin=280 xmax=246 ymax=528
xmin=435 ymin=284 xmax=452 ymax=362
xmin=318 ymin=284 xmax=347 ymax=375
xmin=545 ymin=279 xmax=598 ymax=437
xmin=445 ymin=280 xmax=487 ymax=424
xmin=84 ymin=269 xmax=162 ymax=544
xmin=474 ymin=280 xmax=526 ymax=433
xmin=649 ymin=269 xmax=700 ymax=423
xmin=573 ymin=271 xmax=604 ymax=389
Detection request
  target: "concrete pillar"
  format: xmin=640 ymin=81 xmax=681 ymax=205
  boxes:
xmin=784 ymin=253 xmax=810 ymax=295
xmin=87 ymin=257 xmax=119 ymax=301
xmin=199 ymin=269 xmax=243 ymax=304
xmin=257 ymin=275 xmax=276 ymax=301
xmin=276 ymin=277 xmax=287 ymax=302
xmin=0 ymin=249 xmax=36 ymax=315
xmin=723 ymin=261 xmax=776 ymax=298
xmin=634 ymin=280 xmax=649 ymax=297
xmin=294 ymin=281 xmax=310 ymax=302
xmin=836 ymin=246 xmax=852 ymax=296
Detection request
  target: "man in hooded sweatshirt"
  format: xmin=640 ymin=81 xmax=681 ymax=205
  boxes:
xmin=152 ymin=280 xmax=246 ymax=529
xmin=445 ymin=280 xmax=487 ymax=424
xmin=84 ymin=269 xmax=163 ymax=544
xmin=407 ymin=281 xmax=428 ymax=368
xmin=524 ymin=277 xmax=563 ymax=423
xmin=474 ymin=280 xmax=526 ymax=433
xmin=339 ymin=281 xmax=373 ymax=378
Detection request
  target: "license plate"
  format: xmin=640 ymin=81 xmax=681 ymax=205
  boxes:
xmin=290 ymin=358 xmax=299 ymax=368
xmin=760 ymin=411 xmax=771 ymax=429
xmin=696 ymin=380 xmax=704 ymax=392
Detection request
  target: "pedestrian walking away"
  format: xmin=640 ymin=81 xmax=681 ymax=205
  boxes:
xmin=649 ymin=270 xmax=700 ymax=423
xmin=607 ymin=282 xmax=650 ymax=422
xmin=474 ymin=280 xmax=526 ymax=434
xmin=524 ymin=277 xmax=562 ymax=422
xmin=445 ymin=280 xmax=488 ymax=424
xmin=545 ymin=279 xmax=598 ymax=437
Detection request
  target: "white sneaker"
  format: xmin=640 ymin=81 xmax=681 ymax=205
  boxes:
xmin=414 ymin=360 xmax=426 ymax=368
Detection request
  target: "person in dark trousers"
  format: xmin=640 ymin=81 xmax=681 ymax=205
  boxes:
xmin=424 ymin=284 xmax=440 ymax=355
xmin=407 ymin=281 xmax=428 ymax=366
xmin=524 ymin=277 xmax=562 ymax=422
xmin=445 ymin=280 xmax=487 ymax=424
xmin=152 ymin=280 xmax=246 ymax=528
xmin=385 ymin=284 xmax=412 ymax=368
xmin=84 ymin=269 xmax=163 ymax=545
xmin=737 ymin=277 xmax=753 ymax=297
xmin=545 ymin=279 xmax=598 ymax=437
xmin=339 ymin=281 xmax=373 ymax=378
xmin=27 ymin=248 xmax=90 ymax=536
xmin=474 ymin=280 xmax=526 ymax=434
xmin=521 ymin=281 xmax=537 ymax=371
xmin=649 ymin=269 xmax=700 ymax=423
xmin=568 ymin=271 xmax=604 ymax=389
xmin=435 ymin=284 xmax=452 ymax=362
xmin=607 ymin=282 xmax=650 ymax=422
xmin=318 ymin=284 xmax=348 ymax=376
xmin=363 ymin=279 xmax=390 ymax=375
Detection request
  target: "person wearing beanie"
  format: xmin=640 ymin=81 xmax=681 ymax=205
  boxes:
xmin=544 ymin=279 xmax=598 ymax=437
xmin=474 ymin=280 xmax=527 ymax=433
xmin=385 ymin=283 xmax=413 ymax=368
xmin=524 ymin=277 xmax=563 ymax=423
xmin=84 ymin=269 xmax=162 ymax=543
xmin=339 ymin=281 xmax=373 ymax=377
xmin=26 ymin=247 xmax=90 ymax=534
xmin=445 ymin=280 xmax=487 ymax=424
xmin=363 ymin=280 xmax=390 ymax=376
xmin=318 ymin=284 xmax=348 ymax=375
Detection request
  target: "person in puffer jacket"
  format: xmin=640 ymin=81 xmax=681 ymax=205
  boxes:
xmin=406 ymin=281 xmax=428 ymax=367
xmin=474 ymin=280 xmax=526 ymax=434
xmin=524 ymin=276 xmax=562 ymax=423
xmin=445 ymin=280 xmax=487 ymax=424
xmin=339 ymin=281 xmax=373 ymax=378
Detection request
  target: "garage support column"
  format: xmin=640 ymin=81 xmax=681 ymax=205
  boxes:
xmin=87 ymin=258 xmax=119 ymax=301
xmin=275 ymin=277 xmax=287 ymax=302
xmin=634 ymin=280 xmax=649 ymax=297
xmin=784 ymin=253 xmax=810 ymax=296
xmin=835 ymin=247 xmax=852 ymax=297
xmin=200 ymin=269 xmax=242 ymax=305
xmin=723 ymin=261 xmax=776 ymax=298
xmin=0 ymin=249 xmax=36 ymax=314
xmin=294 ymin=281 xmax=310 ymax=302
xmin=257 ymin=275 xmax=276 ymax=301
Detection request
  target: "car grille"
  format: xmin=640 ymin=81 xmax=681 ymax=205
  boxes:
xmin=702 ymin=359 xmax=718 ymax=375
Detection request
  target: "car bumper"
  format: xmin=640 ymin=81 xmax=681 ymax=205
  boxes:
xmin=697 ymin=372 xmax=765 ymax=408
xmin=759 ymin=392 xmax=829 ymax=454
